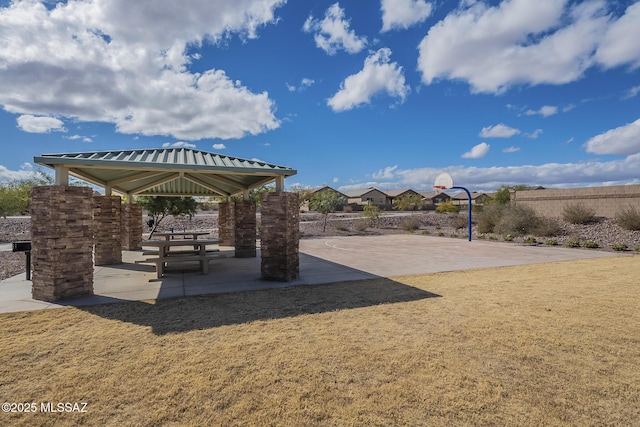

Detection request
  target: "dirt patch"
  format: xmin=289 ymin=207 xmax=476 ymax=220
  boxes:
xmin=1 ymin=256 xmax=638 ymax=426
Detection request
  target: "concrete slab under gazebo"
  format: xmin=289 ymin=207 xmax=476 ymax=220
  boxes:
xmin=30 ymin=148 xmax=299 ymax=302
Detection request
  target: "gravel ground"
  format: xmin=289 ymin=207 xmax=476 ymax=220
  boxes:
xmin=2 ymin=212 xmax=639 ymax=281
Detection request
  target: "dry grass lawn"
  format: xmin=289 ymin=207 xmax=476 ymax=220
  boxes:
xmin=1 ymin=256 xmax=639 ymax=426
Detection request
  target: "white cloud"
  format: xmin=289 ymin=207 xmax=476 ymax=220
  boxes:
xmin=584 ymin=118 xmax=640 ymax=155
xmin=503 ymin=146 xmax=520 ymax=153
xmin=303 ymin=3 xmax=367 ymax=55
xmin=16 ymin=115 xmax=66 ymax=133
xmin=327 ymin=48 xmax=409 ymax=112
xmin=0 ymin=0 xmax=284 ymax=141
xmin=212 ymin=143 xmax=227 ymax=150
xmin=372 ymin=165 xmax=398 ymax=180
xmin=462 ymin=142 xmax=490 ymax=159
xmin=381 ymin=0 xmax=433 ymax=32
xmin=67 ymin=134 xmax=93 ymax=142
xmin=623 ymin=85 xmax=640 ymax=100
xmin=417 ymin=0 xmax=640 ymax=94
xmin=525 ymin=105 xmax=558 ymax=117
xmin=350 ymin=154 xmax=640 ymax=192
xmin=332 ymin=177 xmax=339 ymax=183
xmin=594 ymin=2 xmax=640 ymax=69
xmin=0 ymin=164 xmax=39 ymax=183
xmin=286 ymin=78 xmax=315 ymax=92
xmin=524 ymin=128 xmax=543 ymax=139
xmin=163 ymin=141 xmax=197 ymax=148
xmin=479 ymin=124 xmax=520 ymax=138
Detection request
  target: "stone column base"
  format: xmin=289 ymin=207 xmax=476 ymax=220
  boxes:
xmin=30 ymin=186 xmax=94 ymax=302
xmin=261 ymin=192 xmax=299 ymax=281
xmin=234 ymin=200 xmax=256 ymax=258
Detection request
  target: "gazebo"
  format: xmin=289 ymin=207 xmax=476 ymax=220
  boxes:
xmin=30 ymin=148 xmax=299 ymax=302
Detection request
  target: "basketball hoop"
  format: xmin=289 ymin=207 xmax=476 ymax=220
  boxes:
xmin=432 ymin=171 xmax=472 ymax=241
xmin=433 ymin=172 xmax=454 ymax=190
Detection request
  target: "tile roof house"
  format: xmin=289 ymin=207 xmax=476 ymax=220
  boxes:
xmin=451 ymin=191 xmax=493 ymax=205
xmin=418 ymin=190 xmax=452 ymax=208
xmin=301 ymin=186 xmax=349 ymax=211
xmin=344 ymin=187 xmax=392 ymax=208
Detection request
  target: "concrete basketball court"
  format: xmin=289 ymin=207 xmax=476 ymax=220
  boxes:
xmin=0 ymin=234 xmax=619 ymax=313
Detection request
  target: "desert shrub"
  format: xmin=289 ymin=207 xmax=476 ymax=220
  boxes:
xmin=562 ymin=203 xmax=595 ymax=224
xmin=495 ymin=205 xmax=541 ymax=236
xmin=450 ymin=215 xmax=469 ymax=230
xmin=546 ymin=239 xmax=558 ymax=246
xmin=566 ymin=239 xmax=581 ymax=248
xmin=476 ymin=203 xmax=506 ymax=233
xmin=489 ymin=236 xmax=498 ymax=240
xmin=334 ymin=224 xmax=349 ymax=232
xmin=354 ymin=220 xmax=368 ymax=232
xmin=523 ymin=237 xmax=537 ymax=244
xmin=436 ymin=201 xmax=459 ymax=213
xmin=438 ymin=232 xmax=444 ymax=237
xmin=612 ymin=243 xmax=628 ymax=251
xmin=421 ymin=230 xmax=430 ymax=235
xmin=616 ymin=205 xmax=640 ymax=231
xmin=400 ymin=216 xmax=420 ymax=232
xmin=582 ymin=241 xmax=599 ymax=249
xmin=476 ymin=234 xmax=486 ymax=239
xmin=533 ymin=217 xmax=562 ymax=237
xmin=503 ymin=235 xmax=514 ymax=242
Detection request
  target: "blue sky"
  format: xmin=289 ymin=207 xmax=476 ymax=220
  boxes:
xmin=1 ymin=0 xmax=639 ymax=192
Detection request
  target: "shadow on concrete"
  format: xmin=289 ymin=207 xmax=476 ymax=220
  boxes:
xmin=77 ymin=277 xmax=440 ymax=335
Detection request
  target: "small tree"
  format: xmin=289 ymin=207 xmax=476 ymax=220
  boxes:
xmin=308 ymin=191 xmax=344 ymax=232
xmin=393 ymin=193 xmax=425 ymax=213
xmin=362 ymin=202 xmax=382 ymax=227
xmin=493 ymin=186 xmax=512 ymax=205
xmin=0 ymin=172 xmax=52 ymax=217
xmin=289 ymin=185 xmax=313 ymax=210
xmin=137 ymin=196 xmax=198 ymax=238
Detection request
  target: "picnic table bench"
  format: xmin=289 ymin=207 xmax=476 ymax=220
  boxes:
xmin=138 ymin=238 xmax=223 ymax=279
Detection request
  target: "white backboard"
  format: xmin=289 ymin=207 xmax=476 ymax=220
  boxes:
xmin=433 ymin=172 xmax=454 ymax=189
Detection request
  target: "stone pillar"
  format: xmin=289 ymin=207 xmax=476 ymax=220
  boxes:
xmin=218 ymin=201 xmax=235 ymax=246
xmin=93 ymin=195 xmax=122 ymax=265
xmin=121 ymin=203 xmax=143 ymax=250
xmin=261 ymin=192 xmax=300 ymax=281
xmin=234 ymin=200 xmax=256 ymax=258
xmin=30 ymin=186 xmax=94 ymax=302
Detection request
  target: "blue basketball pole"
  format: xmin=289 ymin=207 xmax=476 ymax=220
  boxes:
xmin=451 ymin=186 xmax=472 ymax=241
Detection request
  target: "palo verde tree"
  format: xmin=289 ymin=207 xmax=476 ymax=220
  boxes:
xmin=362 ymin=202 xmax=382 ymax=227
xmin=492 ymin=184 xmax=529 ymax=204
xmin=136 ymin=196 xmax=198 ymax=238
xmin=308 ymin=190 xmax=345 ymax=232
xmin=393 ymin=193 xmax=425 ymax=213
xmin=0 ymin=172 xmax=53 ymax=218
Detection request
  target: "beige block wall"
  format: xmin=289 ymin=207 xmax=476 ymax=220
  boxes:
xmin=513 ymin=184 xmax=640 ymax=218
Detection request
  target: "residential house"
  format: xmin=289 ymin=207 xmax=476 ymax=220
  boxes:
xmin=302 ymin=186 xmax=348 ymax=211
xmin=418 ymin=191 xmax=452 ymax=209
xmin=451 ymin=191 xmax=493 ymax=206
xmin=344 ymin=187 xmax=392 ymax=210
xmin=386 ymin=189 xmax=423 ymax=211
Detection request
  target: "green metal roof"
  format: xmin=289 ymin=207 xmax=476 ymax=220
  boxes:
xmin=34 ymin=148 xmax=297 ymax=197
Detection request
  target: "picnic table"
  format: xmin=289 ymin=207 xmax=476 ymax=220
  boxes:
xmin=139 ymin=238 xmax=222 ymax=278
xmin=153 ymin=231 xmax=211 ymax=240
